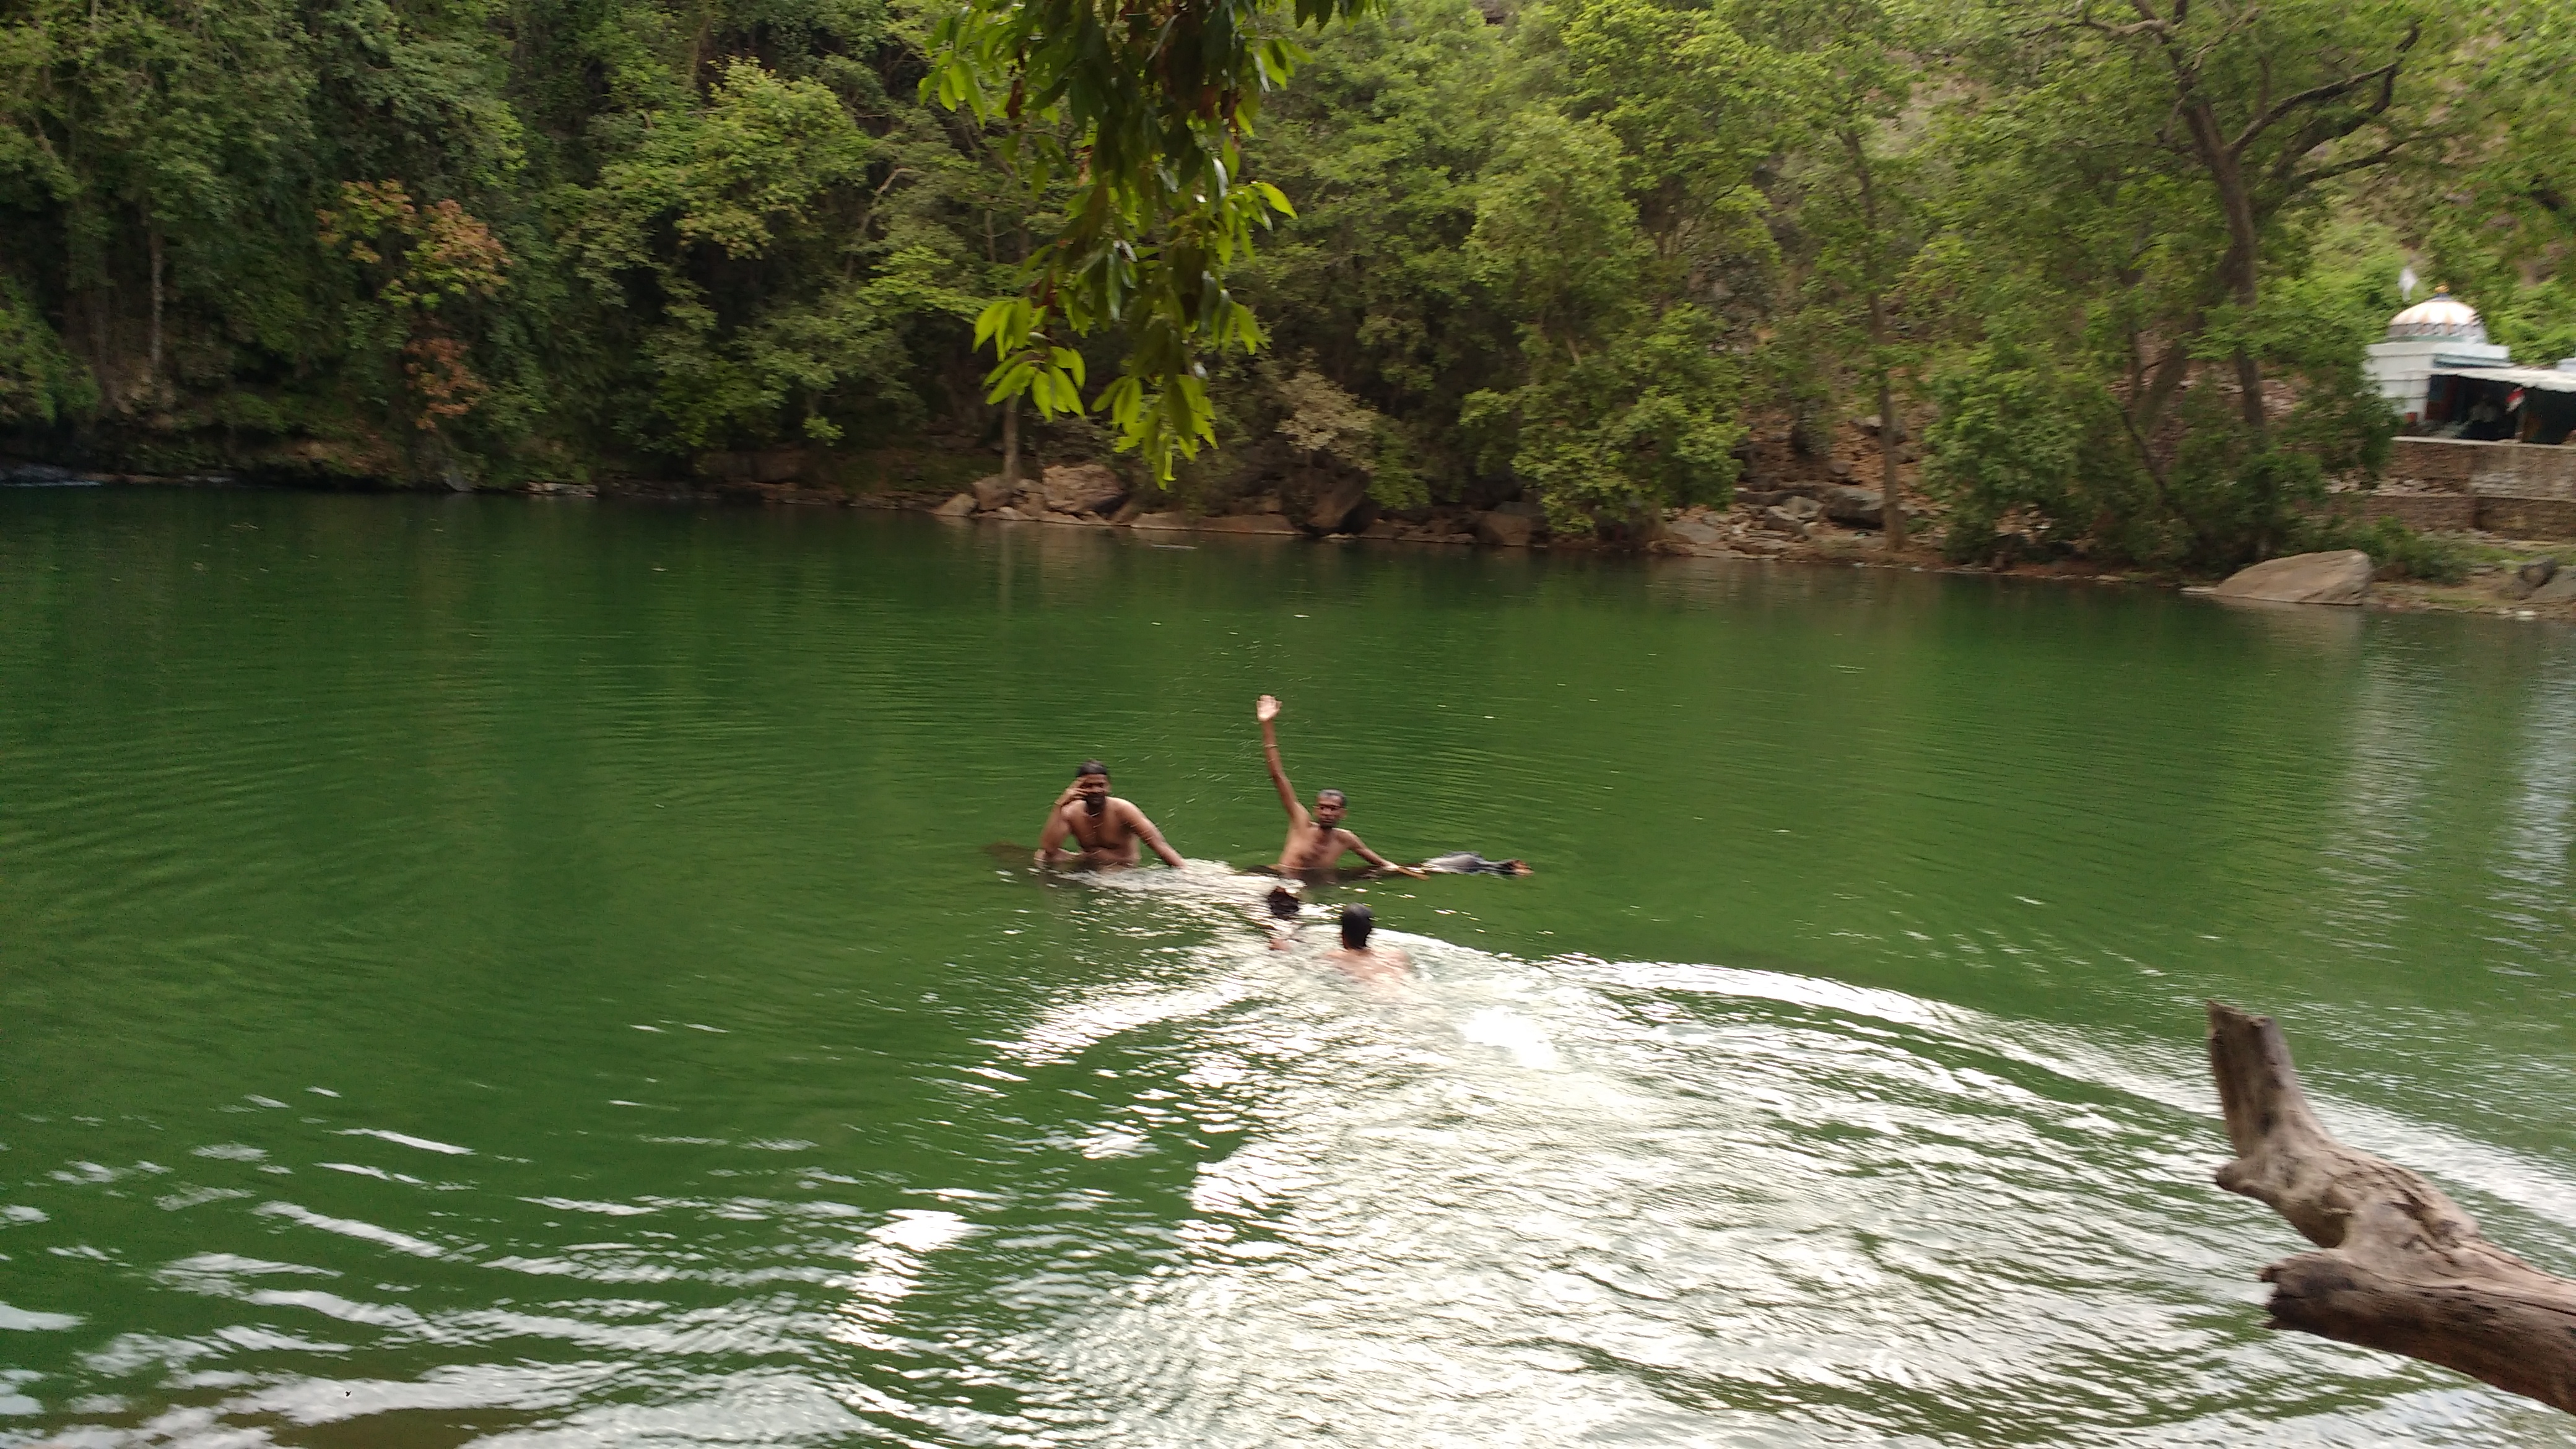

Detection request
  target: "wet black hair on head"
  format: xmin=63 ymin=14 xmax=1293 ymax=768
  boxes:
xmin=1316 ymin=788 xmax=1347 ymax=805
xmin=1339 ymin=904 xmax=1373 ymax=949
xmin=1076 ymin=760 xmax=1109 ymax=778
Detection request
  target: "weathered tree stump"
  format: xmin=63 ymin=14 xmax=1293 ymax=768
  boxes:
xmin=2207 ymin=1001 xmax=2576 ymax=1413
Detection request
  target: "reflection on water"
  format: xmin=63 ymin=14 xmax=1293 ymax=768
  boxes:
xmin=4 ymin=493 xmax=2575 ymax=1447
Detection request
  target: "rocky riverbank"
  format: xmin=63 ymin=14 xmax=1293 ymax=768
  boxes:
xmin=22 ymin=457 xmax=2576 ymax=622
xmin=911 ymin=461 xmax=1923 ymax=557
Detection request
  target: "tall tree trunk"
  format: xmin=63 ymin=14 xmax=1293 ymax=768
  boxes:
xmin=1874 ymin=360 xmax=1903 ymax=550
xmin=1845 ymin=128 xmax=1904 ymax=550
xmin=1001 ymin=394 xmax=1022 ymax=489
xmin=2206 ymin=1002 xmax=2576 ymax=1413
xmin=89 ymin=292 xmax=116 ymax=414
xmin=147 ymin=224 xmax=164 ymax=408
xmin=2180 ymin=102 xmax=2269 ymax=437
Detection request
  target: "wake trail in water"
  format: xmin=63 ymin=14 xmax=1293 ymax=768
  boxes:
xmin=976 ymin=866 xmax=2576 ymax=1448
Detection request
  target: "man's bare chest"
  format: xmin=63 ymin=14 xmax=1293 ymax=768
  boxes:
xmin=1281 ymin=824 xmax=1342 ymax=863
xmin=1068 ymin=806 xmax=1134 ymax=848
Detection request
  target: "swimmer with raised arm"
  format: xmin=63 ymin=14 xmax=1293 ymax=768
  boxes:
xmin=1036 ymin=760 xmax=1186 ymax=869
xmin=1255 ymin=695 xmax=1426 ymax=878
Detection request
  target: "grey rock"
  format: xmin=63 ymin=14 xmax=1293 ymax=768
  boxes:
xmin=2530 ymin=571 xmax=2576 ymax=605
xmin=1819 ymin=484 xmax=1902 ymax=527
xmin=1129 ymin=511 xmax=1193 ymax=531
xmin=2518 ymin=557 xmax=2560 ymax=588
xmin=972 ymin=474 xmax=1014 ymax=511
xmin=1040 ymin=463 xmax=1126 ymax=515
xmin=1775 ymin=494 xmax=1822 ymax=523
xmin=931 ymin=492 xmax=977 ymax=518
xmin=1661 ymin=515 xmax=1729 ymax=549
xmin=1825 ymin=459 xmax=1854 ymax=479
xmin=1474 ymin=510 xmax=1536 ymax=547
xmin=1308 ymin=477 xmax=1370 ymax=531
xmin=1853 ymin=414 xmax=1908 ymax=443
xmin=2209 ymin=550 xmax=2373 ymax=606
xmin=1760 ymin=506 xmax=1812 ymax=539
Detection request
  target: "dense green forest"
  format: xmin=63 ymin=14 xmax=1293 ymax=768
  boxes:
xmin=2 ymin=0 xmax=2570 ymax=565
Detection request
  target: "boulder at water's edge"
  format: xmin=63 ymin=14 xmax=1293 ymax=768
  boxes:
xmin=1040 ymin=463 xmax=1126 ymax=515
xmin=2209 ymin=550 xmax=2372 ymax=606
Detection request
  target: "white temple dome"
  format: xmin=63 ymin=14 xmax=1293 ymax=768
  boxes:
xmin=2386 ymin=287 xmax=2486 ymax=344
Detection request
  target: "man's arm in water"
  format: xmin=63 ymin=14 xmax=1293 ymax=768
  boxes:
xmin=1035 ymin=803 xmax=1073 ymax=866
xmin=1255 ymin=695 xmax=1311 ymax=828
xmin=1118 ymin=800 xmax=1188 ymax=869
xmin=1338 ymin=830 xmax=1428 ymax=878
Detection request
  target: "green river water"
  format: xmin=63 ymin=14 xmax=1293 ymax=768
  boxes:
xmin=4 ymin=487 xmax=2574 ymax=1447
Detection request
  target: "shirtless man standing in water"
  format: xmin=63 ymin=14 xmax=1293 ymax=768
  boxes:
xmin=1256 ymin=695 xmax=1426 ymax=877
xmin=1036 ymin=761 xmax=1187 ymax=869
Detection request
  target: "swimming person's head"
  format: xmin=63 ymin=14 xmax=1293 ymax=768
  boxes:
xmin=1339 ymin=903 xmax=1373 ymax=950
xmin=1314 ymin=788 xmax=1347 ymax=827
xmin=1267 ymin=885 xmax=1301 ymax=920
xmin=1075 ymin=760 xmax=1110 ymax=814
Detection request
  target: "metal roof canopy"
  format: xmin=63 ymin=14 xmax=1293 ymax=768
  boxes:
xmin=2433 ymin=365 xmax=2576 ymax=393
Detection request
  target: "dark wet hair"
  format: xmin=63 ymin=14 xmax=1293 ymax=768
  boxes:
xmin=1076 ymin=760 xmax=1109 ymax=778
xmin=1316 ymin=788 xmax=1347 ymax=806
xmin=1339 ymin=904 xmax=1373 ymax=949
xmin=1267 ymin=886 xmax=1300 ymax=920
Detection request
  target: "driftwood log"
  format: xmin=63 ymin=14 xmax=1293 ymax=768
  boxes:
xmin=2208 ymin=1001 xmax=2576 ymax=1413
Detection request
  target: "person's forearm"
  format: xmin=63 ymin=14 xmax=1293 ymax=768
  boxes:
xmin=1261 ymin=728 xmax=1297 ymax=799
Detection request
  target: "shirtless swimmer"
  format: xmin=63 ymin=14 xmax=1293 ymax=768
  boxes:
xmin=1036 ymin=761 xmax=1187 ymax=869
xmin=1256 ymin=695 xmax=1426 ymax=878
xmin=1325 ymin=905 xmax=1411 ymax=983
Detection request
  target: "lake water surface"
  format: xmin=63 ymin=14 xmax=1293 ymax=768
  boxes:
xmin=5 ymin=489 xmax=2575 ymax=1446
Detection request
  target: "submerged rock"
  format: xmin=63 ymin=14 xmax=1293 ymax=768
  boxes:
xmin=2210 ymin=550 xmax=2372 ymax=606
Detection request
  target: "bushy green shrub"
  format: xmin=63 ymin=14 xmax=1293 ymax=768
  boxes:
xmin=2304 ymin=515 xmax=2473 ymax=584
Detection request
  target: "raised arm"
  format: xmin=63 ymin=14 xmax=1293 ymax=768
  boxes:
xmin=1035 ymin=804 xmax=1071 ymax=866
xmin=1256 ymin=694 xmax=1310 ymax=827
xmin=1118 ymin=804 xmax=1185 ymax=869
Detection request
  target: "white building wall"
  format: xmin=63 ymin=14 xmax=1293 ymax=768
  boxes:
xmin=2364 ymin=339 xmax=2511 ymax=418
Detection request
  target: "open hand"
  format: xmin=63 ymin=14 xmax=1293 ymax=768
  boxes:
xmin=1255 ymin=694 xmax=1282 ymax=724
